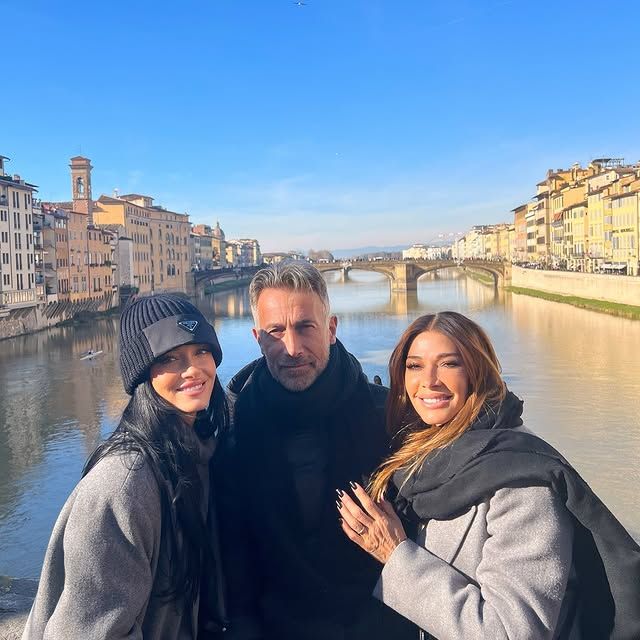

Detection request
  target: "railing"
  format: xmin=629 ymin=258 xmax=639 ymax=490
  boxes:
xmin=1 ymin=289 xmax=37 ymax=307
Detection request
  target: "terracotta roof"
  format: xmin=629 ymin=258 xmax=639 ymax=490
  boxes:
xmin=97 ymin=195 xmax=123 ymax=204
xmin=44 ymin=201 xmax=73 ymax=210
xmin=118 ymin=193 xmax=152 ymax=201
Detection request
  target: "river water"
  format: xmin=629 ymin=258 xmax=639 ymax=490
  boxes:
xmin=1 ymin=270 xmax=639 ymax=578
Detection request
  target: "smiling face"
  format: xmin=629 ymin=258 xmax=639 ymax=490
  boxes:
xmin=252 ymin=288 xmax=337 ymax=392
xmin=404 ymin=330 xmax=470 ymax=426
xmin=149 ymin=343 xmax=217 ymax=422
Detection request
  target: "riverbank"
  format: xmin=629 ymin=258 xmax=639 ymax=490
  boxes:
xmin=0 ymin=576 xmax=36 ymax=637
xmin=507 ymin=285 xmax=640 ymax=320
xmin=0 ymin=294 xmax=118 ymax=342
xmin=465 ymin=269 xmax=495 ymax=286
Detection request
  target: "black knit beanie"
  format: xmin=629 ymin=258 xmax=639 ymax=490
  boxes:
xmin=119 ymin=294 xmax=222 ymax=395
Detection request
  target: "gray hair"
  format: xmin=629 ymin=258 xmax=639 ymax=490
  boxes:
xmin=249 ymin=261 xmax=330 ymax=319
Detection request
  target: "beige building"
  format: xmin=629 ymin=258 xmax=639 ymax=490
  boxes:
xmin=487 ymin=224 xmax=511 ymax=260
xmin=402 ymin=244 xmax=429 ymax=260
xmin=50 ymin=206 xmax=71 ymax=301
xmin=562 ymin=202 xmax=588 ymax=271
xmin=609 ymin=181 xmax=640 ymax=276
xmin=226 ymin=238 xmax=261 ymax=267
xmin=211 ymin=221 xmax=226 ymax=267
xmin=511 ymin=204 xmax=527 ymax=263
xmin=33 ymin=204 xmax=59 ymax=303
xmin=93 ymin=193 xmax=190 ymax=294
xmin=0 ymin=155 xmax=38 ymax=311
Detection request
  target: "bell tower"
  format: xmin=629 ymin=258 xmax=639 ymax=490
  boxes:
xmin=70 ymin=156 xmax=93 ymax=221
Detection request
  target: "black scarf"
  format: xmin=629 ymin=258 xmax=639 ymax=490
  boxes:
xmin=391 ymin=390 xmax=640 ymax=640
xmin=232 ymin=339 xmax=389 ymax=617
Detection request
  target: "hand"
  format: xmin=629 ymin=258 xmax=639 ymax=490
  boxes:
xmin=337 ymin=482 xmax=407 ymax=564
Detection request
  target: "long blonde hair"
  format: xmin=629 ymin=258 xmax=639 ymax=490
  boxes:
xmin=369 ymin=312 xmax=506 ymax=500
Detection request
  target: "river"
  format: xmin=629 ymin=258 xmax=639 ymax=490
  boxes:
xmin=1 ymin=269 xmax=639 ymax=579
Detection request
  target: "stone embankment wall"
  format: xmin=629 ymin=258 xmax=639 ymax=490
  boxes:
xmin=0 ymin=293 xmax=117 ymax=341
xmin=511 ymin=266 xmax=640 ymax=306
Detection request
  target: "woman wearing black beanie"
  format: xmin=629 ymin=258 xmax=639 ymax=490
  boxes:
xmin=23 ymin=294 xmax=229 ymax=639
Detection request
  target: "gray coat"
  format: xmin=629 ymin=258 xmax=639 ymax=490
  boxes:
xmin=22 ymin=448 xmax=213 ymax=640
xmin=374 ymin=484 xmax=577 ymax=640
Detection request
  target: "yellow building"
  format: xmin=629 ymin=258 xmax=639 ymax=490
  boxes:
xmin=93 ymin=193 xmax=190 ymax=294
xmin=66 ymin=209 xmax=91 ymax=302
xmin=586 ymin=183 xmax=608 ymax=272
xmin=563 ymin=202 xmax=588 ymax=271
xmin=481 ymin=224 xmax=511 ymax=260
xmin=609 ymin=180 xmax=640 ymax=276
xmin=511 ymin=204 xmax=527 ymax=263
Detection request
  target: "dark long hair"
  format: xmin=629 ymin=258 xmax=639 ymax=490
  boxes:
xmin=83 ymin=376 xmax=229 ymax=608
xmin=370 ymin=311 xmax=505 ymax=500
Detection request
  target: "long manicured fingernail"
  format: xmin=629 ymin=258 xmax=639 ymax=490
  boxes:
xmin=349 ymin=481 xmax=358 ymax=490
xmin=336 ymin=489 xmax=344 ymax=497
xmin=336 ymin=499 xmax=343 ymax=509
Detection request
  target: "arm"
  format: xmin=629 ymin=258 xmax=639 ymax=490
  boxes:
xmin=43 ymin=461 xmax=159 ymax=639
xmin=374 ymin=486 xmax=573 ymax=640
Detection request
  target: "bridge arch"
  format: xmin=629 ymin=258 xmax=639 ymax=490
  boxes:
xmin=315 ymin=260 xmax=510 ymax=291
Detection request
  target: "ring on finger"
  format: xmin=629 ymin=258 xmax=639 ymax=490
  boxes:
xmin=357 ymin=525 xmax=367 ymax=535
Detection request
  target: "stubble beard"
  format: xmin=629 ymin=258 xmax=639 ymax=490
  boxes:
xmin=269 ymin=347 xmax=331 ymax=392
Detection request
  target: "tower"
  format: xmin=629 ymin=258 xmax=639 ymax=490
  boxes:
xmin=70 ymin=156 xmax=93 ymax=221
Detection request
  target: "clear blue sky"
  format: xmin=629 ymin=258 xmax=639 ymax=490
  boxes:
xmin=3 ymin=0 xmax=639 ymax=252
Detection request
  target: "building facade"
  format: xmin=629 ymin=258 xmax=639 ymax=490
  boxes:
xmin=0 ymin=155 xmax=38 ymax=311
xmin=93 ymin=193 xmax=190 ymax=294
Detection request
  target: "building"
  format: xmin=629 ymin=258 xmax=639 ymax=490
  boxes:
xmin=226 ymin=238 xmax=261 ymax=267
xmin=48 ymin=206 xmax=71 ymax=301
xmin=511 ymin=204 xmax=528 ymax=263
xmin=262 ymin=252 xmax=291 ymax=265
xmin=609 ymin=176 xmax=640 ymax=276
xmin=44 ymin=157 xmax=117 ymax=304
xmin=93 ymin=192 xmax=190 ymax=294
xmin=33 ymin=204 xmax=58 ymax=303
xmin=0 ymin=155 xmax=38 ymax=312
xmin=190 ymin=223 xmax=227 ymax=270
xmin=211 ymin=221 xmax=227 ymax=267
xmin=190 ymin=231 xmax=202 ymax=271
xmin=402 ymin=244 xmax=429 ymax=260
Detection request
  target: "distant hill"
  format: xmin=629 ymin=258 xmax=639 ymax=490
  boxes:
xmin=331 ymin=245 xmax=409 ymax=259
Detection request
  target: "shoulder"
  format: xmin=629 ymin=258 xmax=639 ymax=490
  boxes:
xmin=487 ymin=484 xmax=570 ymax=526
xmin=227 ymin=359 xmax=262 ymax=398
xmin=76 ymin=452 xmax=161 ymax=513
xmin=366 ymin=381 xmax=389 ymax=412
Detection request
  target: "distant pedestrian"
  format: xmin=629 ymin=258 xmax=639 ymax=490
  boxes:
xmin=23 ymin=294 xmax=229 ymax=639
xmin=338 ymin=311 xmax=640 ymax=639
xmin=373 ymin=374 xmax=382 ymax=385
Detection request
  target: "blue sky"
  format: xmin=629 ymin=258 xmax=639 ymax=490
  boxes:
xmin=3 ymin=0 xmax=639 ymax=252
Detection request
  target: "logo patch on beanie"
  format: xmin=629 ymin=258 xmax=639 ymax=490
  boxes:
xmin=177 ymin=319 xmax=199 ymax=333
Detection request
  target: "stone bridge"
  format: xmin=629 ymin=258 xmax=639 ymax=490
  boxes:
xmin=315 ymin=260 xmax=511 ymax=291
xmin=187 ymin=266 xmax=262 ymax=296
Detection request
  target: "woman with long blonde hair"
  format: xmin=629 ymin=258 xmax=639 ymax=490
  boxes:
xmin=337 ymin=311 xmax=640 ymax=639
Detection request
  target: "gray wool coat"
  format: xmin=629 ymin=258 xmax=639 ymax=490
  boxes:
xmin=22 ymin=445 xmax=214 ymax=640
xmin=373 ymin=483 xmax=578 ymax=640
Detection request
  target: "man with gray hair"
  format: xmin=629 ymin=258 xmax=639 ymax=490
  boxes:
xmin=216 ymin=262 xmax=414 ymax=640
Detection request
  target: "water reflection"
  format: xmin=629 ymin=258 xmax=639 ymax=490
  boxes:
xmin=502 ymin=293 xmax=640 ymax=533
xmin=0 ymin=271 xmax=638 ymax=578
